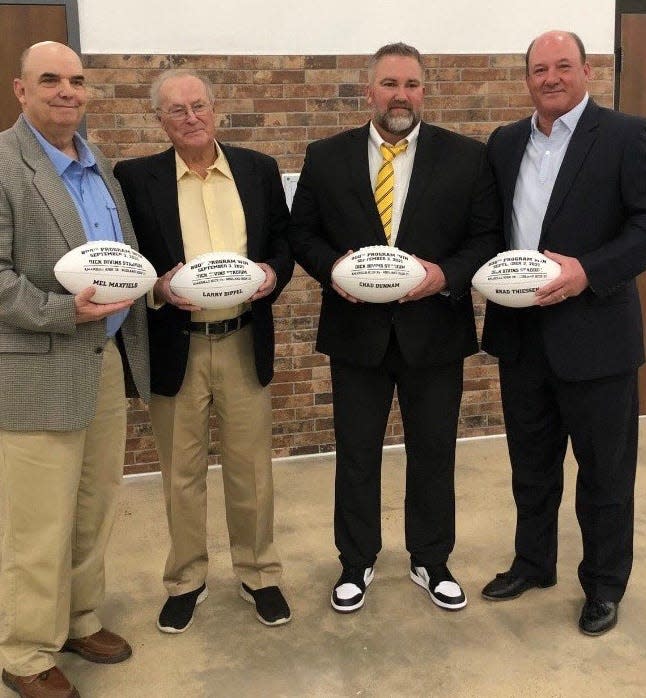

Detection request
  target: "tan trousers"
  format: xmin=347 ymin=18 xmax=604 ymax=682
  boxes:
xmin=149 ymin=325 xmax=282 ymax=595
xmin=0 ymin=340 xmax=126 ymax=676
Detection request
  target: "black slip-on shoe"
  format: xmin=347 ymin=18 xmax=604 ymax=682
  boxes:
xmin=240 ymin=584 xmax=291 ymax=626
xmin=157 ymin=583 xmax=208 ymax=633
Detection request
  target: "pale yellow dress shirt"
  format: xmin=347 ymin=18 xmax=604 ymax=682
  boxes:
xmin=176 ymin=143 xmax=249 ymax=322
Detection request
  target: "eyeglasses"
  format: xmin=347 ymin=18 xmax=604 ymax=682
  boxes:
xmin=157 ymin=102 xmax=212 ymax=121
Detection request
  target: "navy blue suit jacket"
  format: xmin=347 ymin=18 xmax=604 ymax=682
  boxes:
xmin=482 ymin=100 xmax=646 ymax=380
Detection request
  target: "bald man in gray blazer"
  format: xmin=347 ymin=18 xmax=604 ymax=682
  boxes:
xmin=0 ymin=42 xmax=149 ymax=698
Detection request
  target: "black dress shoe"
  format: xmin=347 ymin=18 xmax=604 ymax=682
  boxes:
xmin=579 ymin=599 xmax=618 ymax=636
xmin=481 ymin=569 xmax=557 ymax=600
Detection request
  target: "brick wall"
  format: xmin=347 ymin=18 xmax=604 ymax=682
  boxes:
xmin=83 ymin=53 xmax=614 ymax=474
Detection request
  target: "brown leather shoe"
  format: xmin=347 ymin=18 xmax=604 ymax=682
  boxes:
xmin=61 ymin=628 xmax=132 ymax=664
xmin=2 ymin=667 xmax=80 ymax=698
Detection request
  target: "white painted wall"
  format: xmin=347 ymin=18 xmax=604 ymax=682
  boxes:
xmin=78 ymin=0 xmax=614 ymax=55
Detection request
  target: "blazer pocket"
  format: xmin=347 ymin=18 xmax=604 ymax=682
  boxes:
xmin=0 ymin=332 xmax=51 ymax=353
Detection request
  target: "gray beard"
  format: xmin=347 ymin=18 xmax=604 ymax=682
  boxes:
xmin=378 ymin=110 xmax=419 ymax=135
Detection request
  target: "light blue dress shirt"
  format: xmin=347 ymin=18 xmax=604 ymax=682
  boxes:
xmin=27 ymin=119 xmax=128 ymax=336
xmin=511 ymin=93 xmax=589 ymax=250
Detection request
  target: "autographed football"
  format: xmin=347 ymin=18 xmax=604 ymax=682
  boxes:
xmin=472 ymin=250 xmax=561 ymax=308
xmin=169 ymin=251 xmax=266 ymax=309
xmin=331 ymin=245 xmax=426 ymax=303
xmin=54 ymin=240 xmax=157 ymax=304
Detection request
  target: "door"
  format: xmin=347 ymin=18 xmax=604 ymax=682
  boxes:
xmin=0 ymin=1 xmax=79 ymax=131
xmin=617 ymin=12 xmax=646 ymax=412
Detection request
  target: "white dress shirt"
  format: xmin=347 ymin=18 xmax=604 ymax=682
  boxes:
xmin=368 ymin=121 xmax=420 ymax=246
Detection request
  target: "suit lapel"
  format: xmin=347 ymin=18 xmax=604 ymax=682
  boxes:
xmin=347 ymin=125 xmax=385 ymax=243
xmin=541 ymin=101 xmax=599 ymax=240
xmin=146 ymin=148 xmax=185 ymax=262
xmin=397 ymin=122 xmax=440 ymax=247
xmin=15 ymin=116 xmax=87 ymax=251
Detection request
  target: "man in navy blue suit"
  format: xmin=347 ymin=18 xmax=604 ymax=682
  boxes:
xmin=481 ymin=30 xmax=646 ymax=636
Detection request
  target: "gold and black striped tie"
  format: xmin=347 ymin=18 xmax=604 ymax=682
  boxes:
xmin=374 ymin=141 xmax=408 ymax=244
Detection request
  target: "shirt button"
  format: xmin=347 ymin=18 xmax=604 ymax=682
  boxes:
xmin=95 ymin=346 xmax=103 ymax=354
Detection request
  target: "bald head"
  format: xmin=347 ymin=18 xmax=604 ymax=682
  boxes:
xmin=20 ymin=41 xmax=82 ymax=78
xmin=524 ymin=30 xmax=590 ymax=135
xmin=14 ymin=41 xmax=87 ymax=149
xmin=525 ymin=31 xmax=586 ymax=75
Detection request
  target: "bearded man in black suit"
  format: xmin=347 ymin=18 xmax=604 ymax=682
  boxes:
xmin=288 ymin=42 xmax=501 ymax=614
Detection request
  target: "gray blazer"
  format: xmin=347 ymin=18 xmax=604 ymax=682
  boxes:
xmin=0 ymin=115 xmax=150 ymax=431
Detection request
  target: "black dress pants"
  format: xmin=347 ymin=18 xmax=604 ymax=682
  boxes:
xmin=330 ymin=331 xmax=464 ymax=570
xmin=499 ymin=312 xmax=638 ymax=601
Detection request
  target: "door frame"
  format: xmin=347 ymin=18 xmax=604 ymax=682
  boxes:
xmin=614 ymin=0 xmax=646 ymax=107
xmin=0 ymin=0 xmax=80 ymax=53
xmin=0 ymin=0 xmax=82 ymax=131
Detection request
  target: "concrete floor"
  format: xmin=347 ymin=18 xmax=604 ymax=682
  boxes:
xmin=6 ymin=428 xmax=645 ymax=698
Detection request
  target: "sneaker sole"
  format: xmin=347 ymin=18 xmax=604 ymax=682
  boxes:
xmin=239 ymin=586 xmax=292 ymax=626
xmin=156 ymin=586 xmax=209 ymax=634
xmin=410 ymin=569 xmax=467 ymax=611
xmin=330 ymin=568 xmax=375 ymax=613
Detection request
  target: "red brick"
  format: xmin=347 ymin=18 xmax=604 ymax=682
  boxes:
xmin=284 ymin=84 xmax=338 ymax=98
xmin=305 ymin=56 xmax=338 ymax=69
xmin=254 ymin=99 xmax=306 ymax=113
xmin=439 ymin=55 xmax=490 ymax=68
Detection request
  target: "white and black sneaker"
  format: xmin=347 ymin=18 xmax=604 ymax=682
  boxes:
xmin=410 ymin=564 xmax=467 ymax=611
xmin=157 ymin=583 xmax=208 ymax=633
xmin=331 ymin=566 xmax=374 ymax=613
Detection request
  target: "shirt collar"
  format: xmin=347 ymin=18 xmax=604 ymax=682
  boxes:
xmin=531 ymin=92 xmax=589 ymax=136
xmin=175 ymin=140 xmax=233 ymax=181
xmin=369 ymin=120 xmax=420 ymax=150
xmin=24 ymin=116 xmax=96 ymax=175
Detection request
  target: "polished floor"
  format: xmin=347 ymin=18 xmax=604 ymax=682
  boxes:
xmin=5 ymin=427 xmax=645 ymax=697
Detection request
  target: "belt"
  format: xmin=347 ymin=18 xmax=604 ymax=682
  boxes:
xmin=188 ymin=311 xmax=252 ymax=336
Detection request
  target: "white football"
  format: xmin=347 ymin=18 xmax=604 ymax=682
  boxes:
xmin=331 ymin=245 xmax=426 ymax=303
xmin=169 ymin=251 xmax=265 ymax=309
xmin=54 ymin=240 xmax=157 ymax=304
xmin=472 ymin=250 xmax=561 ymax=308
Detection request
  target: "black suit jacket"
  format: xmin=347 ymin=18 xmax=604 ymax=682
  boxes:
xmin=114 ymin=145 xmax=293 ymax=394
xmin=482 ymin=100 xmax=646 ymax=381
xmin=288 ymin=121 xmax=501 ymax=368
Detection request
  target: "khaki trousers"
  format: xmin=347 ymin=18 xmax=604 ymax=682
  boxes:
xmin=149 ymin=325 xmax=282 ymax=595
xmin=0 ymin=340 xmax=126 ymax=675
